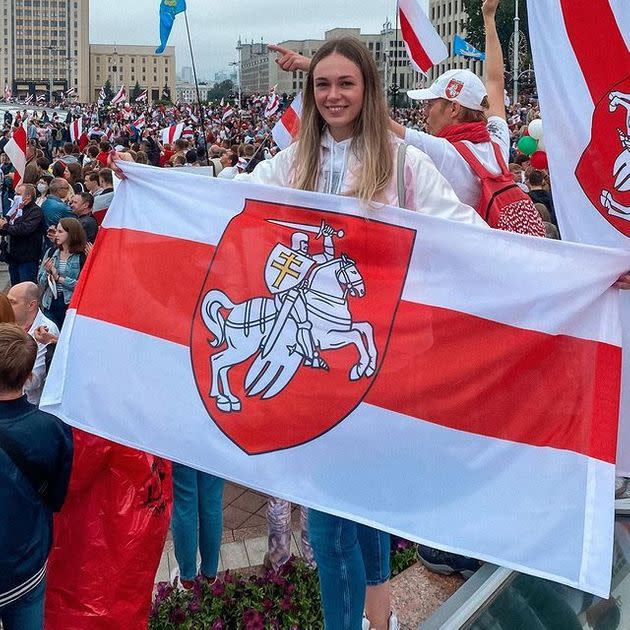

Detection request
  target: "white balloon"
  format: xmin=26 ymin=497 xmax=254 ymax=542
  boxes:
xmin=537 ymin=136 xmax=546 ymax=151
xmin=528 ymin=119 xmax=544 ymax=140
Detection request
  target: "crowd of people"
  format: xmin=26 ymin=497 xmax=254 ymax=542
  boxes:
xmin=2 ymin=0 xmax=629 ymax=629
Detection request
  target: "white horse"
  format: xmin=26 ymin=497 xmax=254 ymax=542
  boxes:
xmin=201 ymin=256 xmax=377 ymax=412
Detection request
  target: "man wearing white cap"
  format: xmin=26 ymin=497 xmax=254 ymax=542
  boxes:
xmin=390 ymin=0 xmax=510 ymax=212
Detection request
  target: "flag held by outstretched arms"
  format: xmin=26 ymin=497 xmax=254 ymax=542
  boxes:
xmin=272 ymin=92 xmax=302 ymax=150
xmin=398 ymin=0 xmax=448 ymax=73
xmin=453 ymin=34 xmax=486 ymax=60
xmin=42 ymin=162 xmax=629 ymax=597
xmin=156 ymin=0 xmax=186 ymax=55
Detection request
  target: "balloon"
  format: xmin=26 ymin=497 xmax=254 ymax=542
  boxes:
xmin=528 ymin=119 xmax=544 ymax=140
xmin=530 ymin=150 xmax=549 ymax=170
xmin=522 ymin=128 xmax=530 ymax=136
xmin=537 ymin=136 xmax=546 ymax=151
xmin=517 ymin=135 xmax=538 ymax=156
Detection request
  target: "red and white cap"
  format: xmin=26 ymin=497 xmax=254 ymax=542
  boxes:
xmin=407 ymin=69 xmax=487 ymax=111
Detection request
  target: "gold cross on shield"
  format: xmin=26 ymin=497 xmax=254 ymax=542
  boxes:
xmin=270 ymin=252 xmax=303 ymax=289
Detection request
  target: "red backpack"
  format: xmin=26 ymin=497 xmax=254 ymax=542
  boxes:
xmin=452 ymin=141 xmax=546 ymax=237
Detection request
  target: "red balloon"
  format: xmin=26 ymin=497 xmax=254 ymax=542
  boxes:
xmin=530 ymin=150 xmax=548 ymax=170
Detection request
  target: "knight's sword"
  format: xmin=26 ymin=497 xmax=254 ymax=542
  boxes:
xmin=267 ymin=219 xmax=345 ymax=239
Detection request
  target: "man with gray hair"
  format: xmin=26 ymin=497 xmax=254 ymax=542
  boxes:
xmin=6 ymin=282 xmax=59 ymax=405
xmin=41 ymin=178 xmax=73 ymax=230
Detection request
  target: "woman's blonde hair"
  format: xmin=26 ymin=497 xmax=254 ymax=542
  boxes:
xmin=293 ymin=37 xmax=393 ymax=204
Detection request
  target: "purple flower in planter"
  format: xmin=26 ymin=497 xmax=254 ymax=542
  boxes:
xmin=188 ymin=599 xmax=202 ymax=614
xmin=211 ymin=619 xmax=225 ymax=630
xmin=224 ymin=570 xmax=234 ymax=584
xmin=263 ymin=598 xmax=274 ymax=611
xmin=242 ymin=608 xmax=265 ymax=630
xmin=279 ymin=596 xmax=293 ymax=612
xmin=155 ymin=581 xmax=174 ymax=604
xmin=211 ymin=580 xmax=225 ymax=597
xmin=286 ymin=583 xmax=296 ymax=595
xmin=169 ymin=607 xmax=187 ymax=625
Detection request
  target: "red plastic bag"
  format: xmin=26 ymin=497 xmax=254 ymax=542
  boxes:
xmin=45 ymin=429 xmax=172 ymax=630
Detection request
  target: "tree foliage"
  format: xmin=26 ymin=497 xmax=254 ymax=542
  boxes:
xmin=103 ymin=79 xmax=114 ymax=103
xmin=462 ymin=0 xmax=529 ymax=70
xmin=130 ymin=81 xmax=142 ymax=101
xmin=208 ymin=79 xmax=235 ymax=101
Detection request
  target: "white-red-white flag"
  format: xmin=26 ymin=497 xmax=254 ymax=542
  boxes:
xmin=528 ymin=0 xmax=630 ymax=474
xmin=4 ymin=85 xmax=12 ymax=101
xmin=222 ymin=106 xmax=234 ymax=123
xmin=42 ymin=162 xmax=629 ymax=597
xmin=160 ymin=122 xmax=184 ymax=144
xmin=398 ymin=0 xmax=448 ymax=73
xmin=272 ymin=93 xmax=303 ymax=150
xmin=181 ymin=125 xmax=195 ymax=140
xmin=4 ymin=121 xmax=28 ymax=186
xmin=135 ymin=89 xmax=148 ymax=103
xmin=132 ymin=115 xmax=146 ymax=130
xmin=264 ymin=87 xmax=280 ymax=118
xmin=111 ymin=85 xmax=126 ymax=105
xmin=69 ymin=118 xmax=83 ymax=144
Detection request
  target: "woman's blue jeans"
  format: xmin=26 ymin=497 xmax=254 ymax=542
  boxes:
xmin=171 ymin=463 xmax=225 ymax=580
xmin=308 ymin=509 xmax=390 ymax=630
xmin=0 ymin=578 xmax=45 ymax=630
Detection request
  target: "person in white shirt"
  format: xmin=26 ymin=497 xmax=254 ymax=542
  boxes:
xmin=6 ymin=282 xmax=59 ymax=405
xmin=216 ymin=151 xmax=239 ymax=180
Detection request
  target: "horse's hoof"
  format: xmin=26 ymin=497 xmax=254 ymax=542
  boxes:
xmin=350 ymin=365 xmax=363 ymax=381
xmin=216 ymin=398 xmax=232 ymax=412
xmin=230 ymin=400 xmax=242 ymax=412
xmin=365 ymin=366 xmax=375 ymax=378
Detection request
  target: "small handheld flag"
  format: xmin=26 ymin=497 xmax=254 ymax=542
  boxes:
xmin=453 ymin=34 xmax=486 ymax=60
xmin=156 ymin=0 xmax=186 ymax=55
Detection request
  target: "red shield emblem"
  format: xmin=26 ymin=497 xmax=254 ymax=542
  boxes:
xmin=575 ymin=76 xmax=630 ymax=237
xmin=445 ymin=79 xmax=464 ymax=100
xmin=190 ymin=199 xmax=415 ymax=454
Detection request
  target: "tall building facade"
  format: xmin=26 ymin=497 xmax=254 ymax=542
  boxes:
xmin=0 ymin=0 xmax=90 ymax=101
xmin=89 ymin=45 xmax=176 ymax=104
xmin=238 ymin=26 xmax=424 ymax=98
xmin=428 ymin=0 xmax=484 ymax=81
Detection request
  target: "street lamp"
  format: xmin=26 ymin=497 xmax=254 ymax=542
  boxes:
xmin=512 ymin=0 xmax=519 ymax=105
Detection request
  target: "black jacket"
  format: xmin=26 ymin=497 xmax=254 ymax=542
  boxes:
xmin=78 ymin=213 xmax=99 ymax=244
xmin=1 ymin=200 xmax=43 ymax=264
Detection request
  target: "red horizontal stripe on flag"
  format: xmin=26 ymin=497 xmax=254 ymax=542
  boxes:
xmin=365 ymin=301 xmax=620 ymax=464
xmin=75 ymin=227 xmax=620 ymax=462
xmin=399 ymin=6 xmax=433 ymax=73
xmin=282 ymin=106 xmax=300 ymax=139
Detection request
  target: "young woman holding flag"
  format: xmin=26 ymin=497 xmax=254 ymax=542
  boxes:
xmin=237 ymin=36 xmax=485 ymax=630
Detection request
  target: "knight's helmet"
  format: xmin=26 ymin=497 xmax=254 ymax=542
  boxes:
xmin=291 ymin=232 xmax=309 ymax=253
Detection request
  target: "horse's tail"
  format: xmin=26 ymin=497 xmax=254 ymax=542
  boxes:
xmin=201 ymin=290 xmax=236 ymax=347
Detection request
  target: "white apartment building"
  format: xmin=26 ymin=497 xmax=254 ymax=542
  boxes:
xmin=0 ymin=0 xmax=90 ymax=101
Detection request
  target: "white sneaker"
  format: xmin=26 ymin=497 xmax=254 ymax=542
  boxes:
xmin=361 ymin=611 xmax=399 ymax=630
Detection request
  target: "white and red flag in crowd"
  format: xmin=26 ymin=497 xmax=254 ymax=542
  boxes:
xmin=222 ymin=106 xmax=235 ymax=122
xmin=528 ymin=0 xmax=630 ymax=474
xmin=69 ymin=118 xmax=83 ymax=144
xmin=132 ymin=114 xmax=145 ymax=130
xmin=42 ymin=163 xmax=629 ymax=596
xmin=4 ymin=85 xmax=11 ymax=101
xmin=272 ymin=92 xmax=302 ymax=150
xmin=36 ymin=93 xmax=46 ymax=103
xmin=264 ymin=86 xmax=280 ymax=118
xmin=398 ymin=0 xmax=448 ymax=74
xmin=111 ymin=85 xmax=126 ymax=105
xmin=4 ymin=121 xmax=28 ymax=186
xmin=160 ymin=122 xmax=184 ymax=144
xmin=135 ymin=89 xmax=148 ymax=103
xmin=23 ymin=93 xmax=33 ymax=105
xmin=181 ymin=125 xmax=195 ymax=140
xmin=65 ymin=87 xmax=76 ymax=98
xmin=97 ymin=86 xmax=106 ymax=105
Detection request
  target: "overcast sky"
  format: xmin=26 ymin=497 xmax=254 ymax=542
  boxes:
xmin=89 ymin=0 xmax=429 ymax=81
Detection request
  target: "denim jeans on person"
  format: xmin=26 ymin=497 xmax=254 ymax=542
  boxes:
xmin=266 ymin=497 xmax=315 ymax=570
xmin=308 ymin=510 xmax=390 ymax=630
xmin=0 ymin=578 xmax=45 ymax=630
xmin=171 ymin=463 xmax=225 ymax=580
xmin=8 ymin=261 xmax=38 ymax=286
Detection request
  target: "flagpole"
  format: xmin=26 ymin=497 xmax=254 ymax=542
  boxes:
xmin=392 ymin=2 xmax=400 ymax=114
xmin=183 ymin=10 xmax=210 ymax=168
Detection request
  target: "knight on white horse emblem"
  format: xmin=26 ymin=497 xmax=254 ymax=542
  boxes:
xmin=201 ymin=219 xmax=377 ymax=413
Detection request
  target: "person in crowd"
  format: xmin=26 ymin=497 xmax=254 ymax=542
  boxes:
xmin=84 ymin=171 xmax=102 ymax=197
xmin=96 ymin=140 xmax=111 ymax=167
xmin=265 ymin=498 xmax=314 ymax=572
xmin=38 ymin=217 xmax=86 ymax=329
xmin=41 ymin=178 xmax=74 ymax=230
xmin=6 ymin=282 xmax=59 ymax=405
xmin=66 ymin=163 xmax=85 ymax=194
xmin=35 ymin=174 xmax=53 ymax=207
xmin=92 ymin=168 xmax=114 ymax=213
xmin=70 ymin=192 xmax=98 ymax=244
xmin=528 ymin=169 xmax=557 ymax=225
xmin=0 ymin=184 xmax=43 ymax=285
xmin=238 ymin=35 xmax=487 ymax=630
xmin=0 ymin=294 xmax=15 ymax=323
xmin=170 ymin=465 xmax=224 ymax=589
xmin=0 ymin=323 xmax=73 ymax=630
xmin=217 ymin=150 xmax=239 ymax=180
xmin=22 ymin=144 xmax=40 ymax=185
